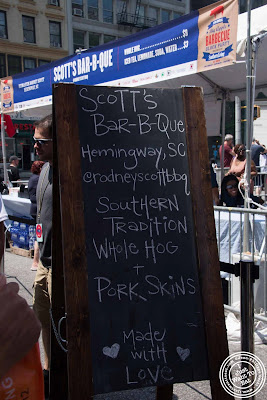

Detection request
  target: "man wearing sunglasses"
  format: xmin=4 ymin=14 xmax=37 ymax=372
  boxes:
xmin=32 ymin=114 xmax=53 ymax=398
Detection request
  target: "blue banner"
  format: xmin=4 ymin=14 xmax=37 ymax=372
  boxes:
xmin=4 ymin=11 xmax=198 ymax=111
xmin=1 ymin=0 xmax=238 ymax=113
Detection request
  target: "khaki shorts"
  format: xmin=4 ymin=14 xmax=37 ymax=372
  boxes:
xmin=33 ymin=261 xmax=52 ymax=329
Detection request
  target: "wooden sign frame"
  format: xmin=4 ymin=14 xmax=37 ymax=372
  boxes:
xmin=52 ymin=83 xmax=231 ymax=400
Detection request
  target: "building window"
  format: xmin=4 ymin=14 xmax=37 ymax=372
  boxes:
xmin=88 ymin=0 xmax=98 ymax=20
xmin=149 ymin=7 xmax=158 ymax=24
xmin=239 ymin=0 xmax=266 ymax=13
xmin=117 ymin=0 xmax=126 ymax=13
xmin=104 ymin=34 xmax=115 ymax=44
xmin=72 ymin=0 xmax=83 ymax=16
xmin=48 ymin=0 xmax=60 ymax=5
xmin=49 ymin=21 xmax=61 ymax=47
xmin=8 ymin=55 xmax=22 ymax=75
xmin=173 ymin=12 xmax=182 ymax=20
xmin=103 ymin=0 xmax=113 ymax=23
xmin=0 ymin=11 xmax=7 ymax=39
xmin=39 ymin=59 xmax=50 ymax=66
xmin=22 ymin=16 xmax=36 ymax=43
xmin=0 ymin=53 xmax=6 ymax=78
xmin=137 ymin=5 xmax=145 ymax=26
xmin=89 ymin=32 xmax=100 ymax=48
xmin=161 ymin=9 xmax=170 ymax=24
xmin=24 ymin=58 xmax=36 ymax=71
xmin=73 ymin=30 xmax=85 ymax=52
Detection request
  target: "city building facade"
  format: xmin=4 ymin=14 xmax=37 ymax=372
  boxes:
xmin=0 ymin=0 xmax=69 ymax=79
xmin=0 ymin=0 xmax=69 ymax=172
xmin=71 ymin=1 xmax=188 ymax=54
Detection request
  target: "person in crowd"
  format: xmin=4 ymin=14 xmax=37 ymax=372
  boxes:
xmin=259 ymin=151 xmax=267 ymax=190
xmin=218 ymin=174 xmax=244 ymax=207
xmin=7 ymin=155 xmax=21 ymax=187
xmin=0 ymin=170 xmax=8 ymax=195
xmin=251 ymin=138 xmax=267 ymax=167
xmin=210 ymin=162 xmax=219 ymax=205
xmin=228 ymin=144 xmax=257 ymax=193
xmin=0 ymin=193 xmax=7 ymax=263
xmin=28 ymin=160 xmax=45 ymax=271
xmin=32 ymin=114 xmax=53 ymax=397
xmin=0 ymin=194 xmax=41 ymax=380
xmin=219 ymin=134 xmax=235 ymax=167
xmin=219 ymin=174 xmax=263 ymax=208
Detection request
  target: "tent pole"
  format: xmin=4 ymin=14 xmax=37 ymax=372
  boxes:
xmin=243 ymin=0 xmax=253 ymax=253
xmin=220 ymin=92 xmax=226 ymax=187
xmin=235 ymin=96 xmax=241 ymax=144
xmin=1 ymin=112 xmax=8 ymax=185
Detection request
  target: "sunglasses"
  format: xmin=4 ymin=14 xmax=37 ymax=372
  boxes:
xmin=33 ymin=137 xmax=53 ymax=146
xmin=226 ymin=184 xmax=238 ymax=189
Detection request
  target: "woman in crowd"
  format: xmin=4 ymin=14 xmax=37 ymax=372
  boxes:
xmin=228 ymin=144 xmax=257 ymax=192
xmin=219 ymin=174 xmax=263 ymax=207
xmin=219 ymin=174 xmax=243 ymax=207
xmin=28 ymin=160 xmax=45 ymax=271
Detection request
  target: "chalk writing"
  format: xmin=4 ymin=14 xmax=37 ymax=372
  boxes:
xmin=87 ymin=112 xmax=185 ymax=139
xmin=83 ymin=168 xmax=190 ymax=194
xmin=80 ymin=88 xmax=157 ymax=113
xmin=76 ymin=86 xmax=208 ymax=393
xmin=123 ymin=322 xmax=166 ymax=350
xmin=126 ymin=365 xmax=174 ymax=385
xmin=81 ymin=144 xmax=168 ymax=169
xmin=103 ymin=215 xmax=187 ymax=237
xmin=94 ymin=274 xmax=196 ymax=302
xmin=96 ymin=195 xmax=180 ymax=219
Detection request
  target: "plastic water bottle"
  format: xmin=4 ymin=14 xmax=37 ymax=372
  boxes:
xmin=20 ymin=223 xmax=29 ymax=233
xmin=29 ymin=236 xmax=35 ymax=250
xmin=18 ymin=231 xmax=29 ymax=249
xmin=10 ymin=226 xmax=19 ymax=243
xmin=29 ymin=225 xmax=36 ymax=237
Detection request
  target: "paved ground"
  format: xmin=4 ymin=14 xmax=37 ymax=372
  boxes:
xmin=3 ymin=249 xmax=267 ymax=399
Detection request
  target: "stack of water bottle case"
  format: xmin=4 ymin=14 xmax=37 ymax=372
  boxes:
xmin=10 ymin=221 xmax=36 ymax=251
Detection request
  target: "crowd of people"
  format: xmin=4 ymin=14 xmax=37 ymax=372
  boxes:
xmin=214 ymin=135 xmax=266 ymax=207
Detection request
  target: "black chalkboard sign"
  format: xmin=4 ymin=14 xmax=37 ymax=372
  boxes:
xmin=53 ymin=84 xmax=230 ymax=400
xmin=76 ymin=86 xmax=208 ymax=393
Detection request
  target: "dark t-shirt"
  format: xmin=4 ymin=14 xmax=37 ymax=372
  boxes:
xmin=251 ymin=144 xmax=264 ymax=167
xmin=7 ymin=165 xmax=20 ymax=187
xmin=36 ymin=163 xmax=52 ymax=268
xmin=28 ymin=173 xmax=39 ymax=218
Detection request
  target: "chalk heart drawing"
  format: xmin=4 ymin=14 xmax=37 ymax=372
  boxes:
xmin=103 ymin=343 xmax=120 ymax=359
xmin=176 ymin=347 xmax=190 ymax=361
